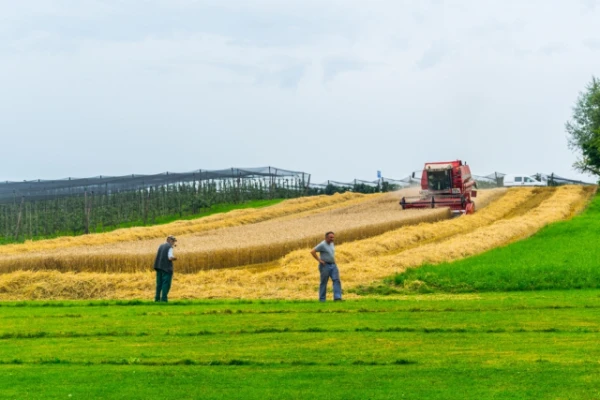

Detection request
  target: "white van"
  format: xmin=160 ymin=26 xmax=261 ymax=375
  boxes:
xmin=503 ymin=174 xmax=548 ymax=187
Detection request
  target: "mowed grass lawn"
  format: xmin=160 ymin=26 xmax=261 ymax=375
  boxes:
xmin=1 ymin=292 xmax=599 ymax=399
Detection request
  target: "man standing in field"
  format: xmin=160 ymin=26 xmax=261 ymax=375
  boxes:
xmin=153 ymin=235 xmax=178 ymax=302
xmin=310 ymin=231 xmax=342 ymax=302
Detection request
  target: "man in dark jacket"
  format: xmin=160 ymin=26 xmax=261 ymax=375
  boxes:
xmin=153 ymin=235 xmax=178 ymax=302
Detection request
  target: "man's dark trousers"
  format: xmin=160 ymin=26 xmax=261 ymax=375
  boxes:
xmin=155 ymin=270 xmax=173 ymax=302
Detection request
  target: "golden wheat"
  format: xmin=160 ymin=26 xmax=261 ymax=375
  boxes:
xmin=0 ymin=189 xmax=507 ymax=274
xmin=0 ymin=190 xmax=454 ymax=273
xmin=2 ymin=186 xmax=592 ymax=301
xmin=0 ymin=187 xmax=531 ymax=300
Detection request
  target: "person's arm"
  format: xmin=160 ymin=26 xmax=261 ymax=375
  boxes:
xmin=168 ymin=247 xmax=177 ymax=261
xmin=310 ymin=247 xmax=325 ymax=264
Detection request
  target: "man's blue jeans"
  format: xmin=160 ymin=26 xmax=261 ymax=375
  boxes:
xmin=155 ymin=270 xmax=173 ymax=302
xmin=319 ymin=263 xmax=342 ymax=302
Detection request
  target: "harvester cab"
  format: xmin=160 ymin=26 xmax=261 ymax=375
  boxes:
xmin=400 ymin=160 xmax=477 ymax=215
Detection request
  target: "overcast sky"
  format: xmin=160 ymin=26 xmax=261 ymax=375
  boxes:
xmin=2 ymin=0 xmax=599 ymax=183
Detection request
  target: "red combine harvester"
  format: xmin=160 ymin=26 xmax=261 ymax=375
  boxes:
xmin=400 ymin=160 xmax=477 ymax=215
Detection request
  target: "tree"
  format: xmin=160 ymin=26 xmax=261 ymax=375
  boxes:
xmin=566 ymin=76 xmax=600 ymax=176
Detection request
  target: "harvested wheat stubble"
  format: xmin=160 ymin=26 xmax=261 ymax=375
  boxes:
xmin=0 ymin=190 xmax=453 ymax=273
xmin=0 ymin=192 xmax=370 ymax=256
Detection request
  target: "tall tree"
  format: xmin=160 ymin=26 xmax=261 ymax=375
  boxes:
xmin=566 ymin=76 xmax=600 ymax=176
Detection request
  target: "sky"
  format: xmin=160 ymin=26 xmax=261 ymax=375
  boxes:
xmin=1 ymin=0 xmax=599 ymax=183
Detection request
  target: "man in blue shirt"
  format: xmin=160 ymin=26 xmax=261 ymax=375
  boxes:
xmin=310 ymin=231 xmax=342 ymax=302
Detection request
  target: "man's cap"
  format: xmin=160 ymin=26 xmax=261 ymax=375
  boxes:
xmin=167 ymin=235 xmax=177 ymax=242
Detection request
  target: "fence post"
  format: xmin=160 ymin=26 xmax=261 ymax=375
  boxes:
xmin=304 ymin=174 xmax=311 ymax=196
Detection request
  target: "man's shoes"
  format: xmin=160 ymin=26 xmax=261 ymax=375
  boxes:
xmin=334 ymin=299 xmax=343 ymax=302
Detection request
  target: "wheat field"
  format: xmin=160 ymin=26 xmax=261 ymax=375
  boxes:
xmin=0 ymin=186 xmax=594 ymax=300
xmin=0 ymin=188 xmax=506 ymax=273
xmin=0 ymin=201 xmax=449 ymax=273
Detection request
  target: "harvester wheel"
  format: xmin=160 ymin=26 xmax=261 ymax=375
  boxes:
xmin=465 ymin=201 xmax=475 ymax=215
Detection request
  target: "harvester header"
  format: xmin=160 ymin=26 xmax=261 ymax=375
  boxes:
xmin=400 ymin=160 xmax=477 ymax=214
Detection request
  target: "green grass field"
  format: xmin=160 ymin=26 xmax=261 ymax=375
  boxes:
xmin=1 ymin=292 xmax=599 ymax=399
